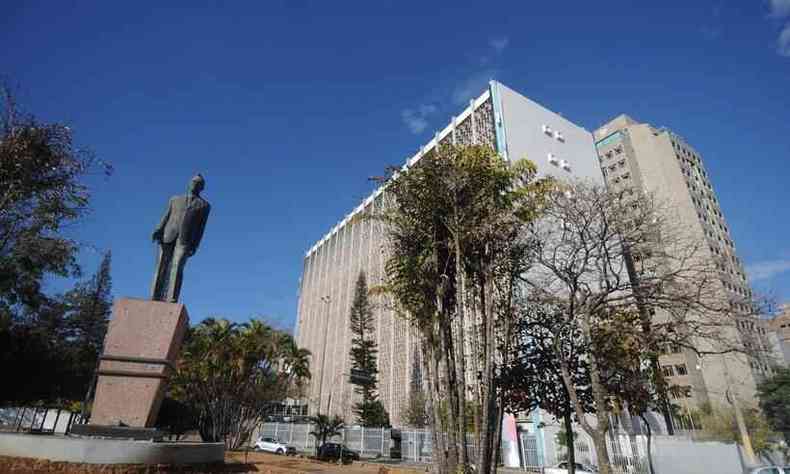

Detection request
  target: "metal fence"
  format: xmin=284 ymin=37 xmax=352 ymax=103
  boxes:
xmin=0 ymin=407 xmax=84 ymax=435
xmin=257 ymin=422 xmax=532 ymax=465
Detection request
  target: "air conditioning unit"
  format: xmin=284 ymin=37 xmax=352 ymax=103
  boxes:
xmin=560 ymin=160 xmax=571 ymax=172
xmin=555 ymin=131 xmax=565 ymax=142
xmin=542 ymin=124 xmax=552 ymax=135
xmin=547 ymin=153 xmax=559 ymax=166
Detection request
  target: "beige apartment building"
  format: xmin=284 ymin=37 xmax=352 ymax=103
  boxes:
xmin=593 ymin=115 xmax=773 ymax=412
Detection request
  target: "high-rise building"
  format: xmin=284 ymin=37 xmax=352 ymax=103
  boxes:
xmin=295 ymin=81 xmax=604 ymax=426
xmin=593 ymin=115 xmax=771 ymax=411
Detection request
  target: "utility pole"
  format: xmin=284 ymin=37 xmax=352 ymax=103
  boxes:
xmin=722 ymin=356 xmax=756 ymax=466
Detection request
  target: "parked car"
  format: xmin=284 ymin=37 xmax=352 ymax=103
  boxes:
xmin=317 ymin=442 xmax=360 ymax=463
xmin=254 ymin=436 xmax=296 ymax=455
xmin=544 ymin=461 xmax=597 ymax=474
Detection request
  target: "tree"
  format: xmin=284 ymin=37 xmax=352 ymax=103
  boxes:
xmin=348 ymin=271 xmax=389 ymax=426
xmin=0 ymin=85 xmax=110 ymax=321
xmin=64 ymin=251 xmax=112 ymax=353
xmin=309 ymin=414 xmax=344 ymax=456
xmin=499 ymin=302 xmax=594 ymax=474
xmin=402 ymin=390 xmax=429 ymax=428
xmin=0 ymin=252 xmax=113 ymax=405
xmin=378 ymin=144 xmax=550 ymax=474
xmin=758 ymin=366 xmax=790 ymax=445
xmin=170 ymin=318 xmax=311 ymax=449
xmin=0 ymin=83 xmax=110 ymax=406
xmin=526 ymin=181 xmax=740 ymax=474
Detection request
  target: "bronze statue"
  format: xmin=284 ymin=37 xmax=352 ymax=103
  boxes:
xmin=151 ymin=174 xmax=211 ymax=302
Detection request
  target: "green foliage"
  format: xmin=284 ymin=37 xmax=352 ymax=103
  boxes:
xmin=401 ymin=389 xmax=429 ymax=428
xmin=377 ymin=143 xmax=551 ymax=474
xmin=348 ymin=271 xmax=385 ymax=425
xmin=155 ymin=397 xmax=197 ymax=440
xmin=0 ymin=86 xmax=110 ymax=319
xmin=0 ymin=252 xmax=112 ymax=405
xmin=356 ymin=399 xmax=390 ymax=428
xmin=170 ymin=318 xmax=311 ymax=449
xmin=499 ymin=302 xmax=593 ymax=425
xmin=697 ymin=402 xmax=779 ymax=457
xmin=309 ymin=414 xmax=345 ymax=455
xmin=0 ymin=84 xmax=111 ymax=407
xmin=758 ymin=366 xmax=790 ymax=444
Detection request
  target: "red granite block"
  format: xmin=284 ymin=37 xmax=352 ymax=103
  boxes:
xmin=90 ymin=298 xmax=189 ymax=427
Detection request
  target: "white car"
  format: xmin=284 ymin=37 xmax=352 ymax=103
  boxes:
xmin=254 ymin=436 xmax=294 ymax=455
xmin=545 ymin=462 xmax=597 ymax=474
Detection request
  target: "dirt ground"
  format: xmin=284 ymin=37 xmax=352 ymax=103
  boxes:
xmin=224 ymin=451 xmax=429 ymax=474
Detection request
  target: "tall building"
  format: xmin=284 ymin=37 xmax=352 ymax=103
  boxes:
xmin=295 ymin=81 xmax=604 ymax=426
xmin=593 ymin=115 xmax=770 ymax=411
xmin=769 ymin=304 xmax=790 ymax=365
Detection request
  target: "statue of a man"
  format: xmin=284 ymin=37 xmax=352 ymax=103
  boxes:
xmin=151 ymin=174 xmax=211 ymax=302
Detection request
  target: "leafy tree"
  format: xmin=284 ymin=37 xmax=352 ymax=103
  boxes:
xmin=499 ymin=302 xmax=593 ymax=474
xmin=0 ymin=253 xmax=112 ymax=405
xmin=348 ymin=271 xmax=389 ymax=426
xmin=526 ymin=181 xmax=742 ymax=474
xmin=63 ymin=251 xmax=112 ymax=353
xmin=758 ymin=366 xmax=790 ymax=444
xmin=0 ymin=85 xmax=110 ymax=320
xmin=170 ymin=318 xmax=311 ymax=449
xmin=357 ymin=399 xmax=390 ymax=428
xmin=0 ymin=83 xmax=110 ymax=406
xmin=378 ymin=144 xmax=549 ymax=474
xmin=309 ymin=414 xmax=344 ymax=456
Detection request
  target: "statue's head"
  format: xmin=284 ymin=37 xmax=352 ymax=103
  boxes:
xmin=188 ymin=174 xmax=205 ymax=195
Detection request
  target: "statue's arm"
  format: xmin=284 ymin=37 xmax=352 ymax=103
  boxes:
xmin=190 ymin=204 xmax=210 ymax=255
xmin=152 ymin=198 xmax=172 ymax=242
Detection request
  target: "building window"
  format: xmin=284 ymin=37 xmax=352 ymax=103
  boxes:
xmin=662 ymin=366 xmax=675 ymax=377
xmin=675 ymin=364 xmax=688 ymax=375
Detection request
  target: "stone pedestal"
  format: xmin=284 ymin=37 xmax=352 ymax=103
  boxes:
xmin=90 ymin=298 xmax=189 ymax=428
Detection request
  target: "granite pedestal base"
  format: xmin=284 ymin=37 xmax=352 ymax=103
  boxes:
xmin=90 ymin=298 xmax=189 ymax=428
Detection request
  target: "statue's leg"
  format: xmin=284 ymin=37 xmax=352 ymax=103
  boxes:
xmin=151 ymin=242 xmax=174 ymax=301
xmin=167 ymin=244 xmax=189 ymax=303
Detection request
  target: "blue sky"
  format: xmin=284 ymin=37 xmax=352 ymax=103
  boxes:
xmin=3 ymin=1 xmax=789 ymax=329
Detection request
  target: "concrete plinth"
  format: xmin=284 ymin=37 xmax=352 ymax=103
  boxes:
xmin=90 ymin=298 xmax=189 ymax=427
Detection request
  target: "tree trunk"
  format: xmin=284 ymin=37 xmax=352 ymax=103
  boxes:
xmin=493 ymin=397 xmax=505 ymax=468
xmin=424 ymin=336 xmax=449 ymax=474
xmin=558 ymin=355 xmax=611 ymax=474
xmin=453 ymin=236 xmax=470 ymax=470
xmin=437 ymin=281 xmax=460 ymax=473
xmin=579 ymin=313 xmax=612 ymax=474
xmin=476 ymin=268 xmax=498 ymax=474
xmin=639 ymin=413 xmax=654 ymax=474
xmin=564 ymin=409 xmax=576 ymax=474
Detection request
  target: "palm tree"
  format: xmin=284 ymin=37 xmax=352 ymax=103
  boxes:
xmin=309 ymin=414 xmax=344 ymax=457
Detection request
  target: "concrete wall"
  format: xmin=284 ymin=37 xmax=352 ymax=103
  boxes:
xmin=498 ymin=82 xmax=603 ymax=184
xmin=0 ymin=432 xmax=224 ymax=465
xmin=652 ymin=436 xmax=744 ymax=474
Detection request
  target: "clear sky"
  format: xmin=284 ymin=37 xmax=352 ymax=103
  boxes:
xmin=3 ymin=1 xmax=789 ymax=330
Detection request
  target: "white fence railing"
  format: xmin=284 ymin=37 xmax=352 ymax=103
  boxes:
xmin=257 ymin=422 xmax=768 ymax=474
xmin=255 ymin=423 xmax=525 ymax=464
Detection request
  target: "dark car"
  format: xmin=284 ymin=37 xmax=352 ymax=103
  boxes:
xmin=317 ymin=442 xmax=360 ymax=463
